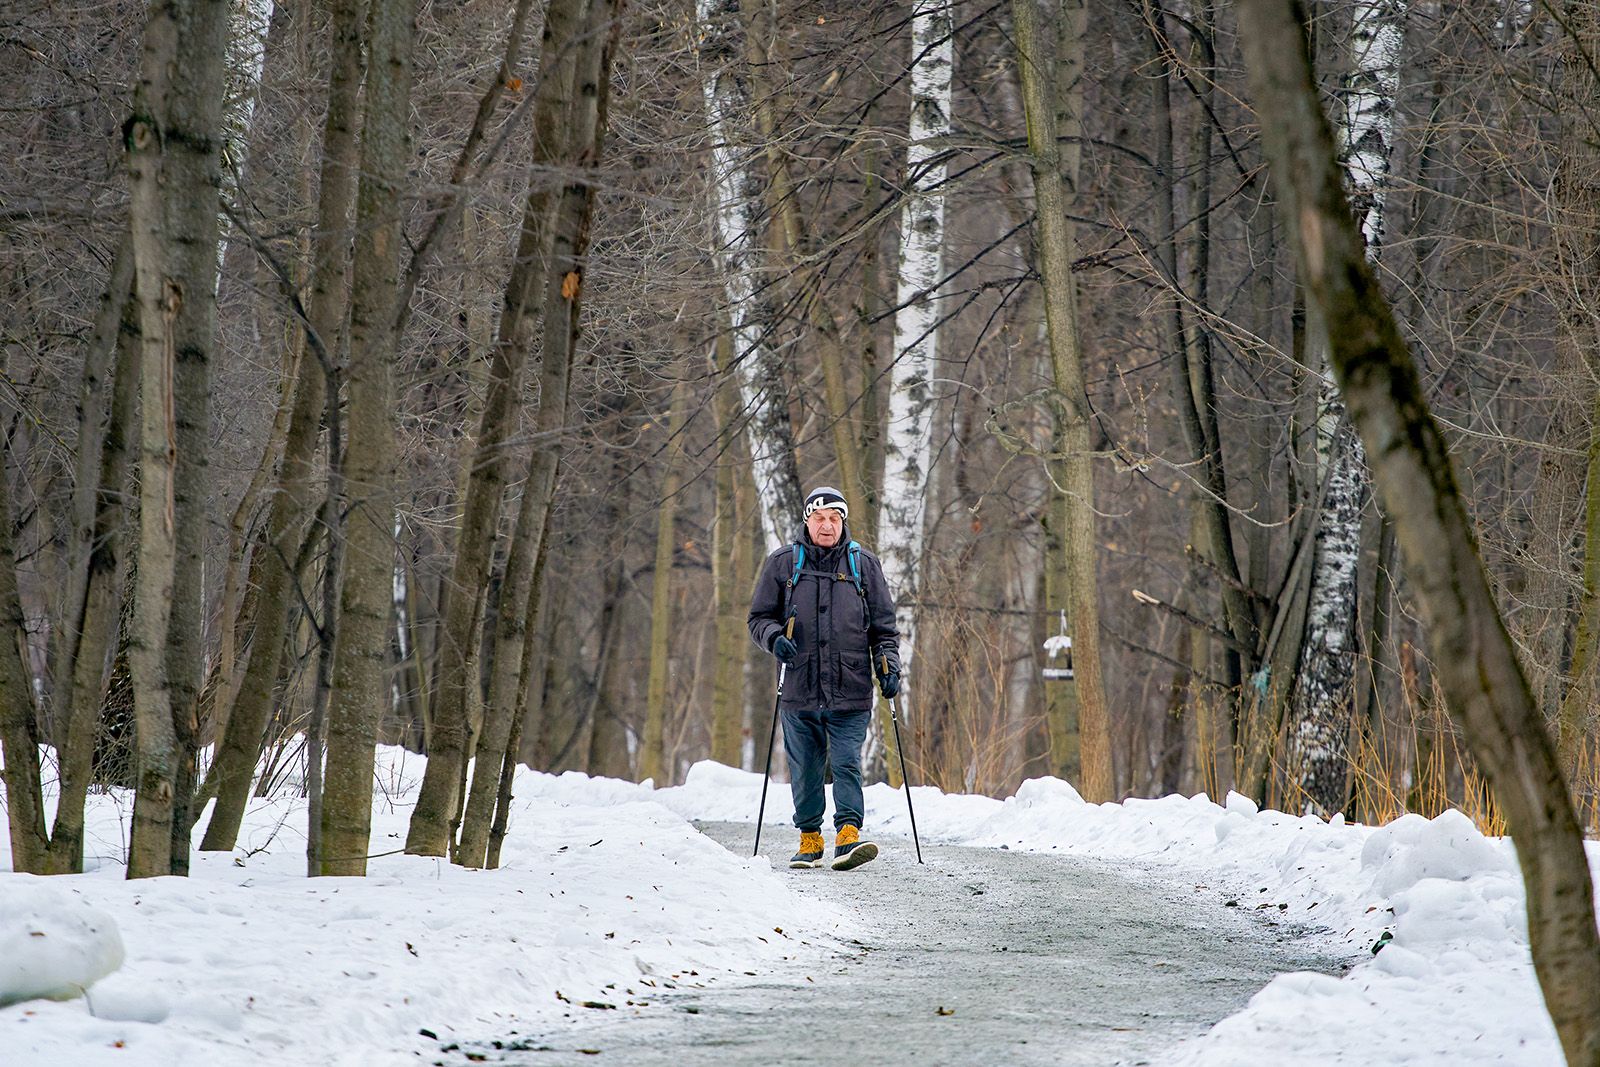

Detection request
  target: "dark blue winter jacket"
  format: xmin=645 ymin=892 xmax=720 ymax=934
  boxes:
xmin=747 ymin=524 xmax=902 ymax=712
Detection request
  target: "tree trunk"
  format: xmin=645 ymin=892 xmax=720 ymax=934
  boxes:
xmin=206 ymin=0 xmax=307 ymax=751
xmin=1012 ymin=0 xmax=1111 ymax=800
xmin=1236 ymin=1 xmax=1600 ymax=1058
xmin=697 ymin=0 xmax=804 ymax=548
xmin=318 ymin=0 xmax=417 ymax=876
xmin=210 ymin=344 xmax=297 ymax=751
xmin=406 ymin=0 xmax=594 ymax=858
xmin=588 ymin=553 xmax=635 ymax=780
xmin=456 ymin=0 xmax=620 ymax=866
xmin=879 ymin=0 xmax=954 ymax=753
xmin=709 ymin=330 xmax=749 ymax=767
xmin=1002 ymin=506 xmax=1044 ymax=788
xmin=1142 ymin=0 xmax=1257 ymax=691
xmin=1287 ymin=0 xmax=1403 ymax=815
xmin=642 ymin=379 xmax=688 ymax=784
xmin=0 ymin=437 xmax=49 ymax=873
xmin=742 ymin=493 xmax=769 ymax=770
xmin=164 ymin=12 xmax=230 ymax=872
xmin=49 ymin=237 xmax=133 ymax=749
xmin=1287 ymin=393 xmax=1367 ymax=812
xmin=45 ymin=273 xmax=140 ymax=873
xmin=484 ymin=503 xmax=556 ymax=869
xmin=124 ymin=0 xmax=229 ymax=881
xmin=201 ymin=0 xmax=365 ymax=854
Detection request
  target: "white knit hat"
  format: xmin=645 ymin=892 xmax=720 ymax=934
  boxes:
xmin=803 ymin=486 xmax=848 ymax=520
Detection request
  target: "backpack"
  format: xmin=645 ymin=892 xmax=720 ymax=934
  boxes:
xmin=784 ymin=540 xmax=865 ymax=618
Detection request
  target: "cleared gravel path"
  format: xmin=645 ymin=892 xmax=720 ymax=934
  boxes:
xmin=458 ymin=821 xmax=1349 ymax=1067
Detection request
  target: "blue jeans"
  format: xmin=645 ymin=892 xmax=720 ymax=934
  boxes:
xmin=782 ymin=708 xmax=871 ymax=831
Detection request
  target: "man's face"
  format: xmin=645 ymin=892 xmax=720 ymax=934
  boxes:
xmin=806 ymin=507 xmax=844 ymax=547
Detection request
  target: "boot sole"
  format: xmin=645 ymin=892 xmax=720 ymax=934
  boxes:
xmin=831 ymin=842 xmax=879 ymax=871
xmin=789 ymin=856 xmax=826 ymax=869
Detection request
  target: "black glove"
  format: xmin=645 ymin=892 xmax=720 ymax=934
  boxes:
xmin=879 ymin=671 xmax=901 ymax=699
xmin=771 ymin=634 xmax=798 ymax=664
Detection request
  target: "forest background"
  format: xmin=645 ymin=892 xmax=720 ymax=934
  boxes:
xmin=4 ymin=0 xmax=1600 ymax=882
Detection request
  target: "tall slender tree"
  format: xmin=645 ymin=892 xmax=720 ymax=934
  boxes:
xmin=202 ymin=0 xmax=367 ymax=854
xmin=878 ymin=0 xmax=954 ymax=765
xmin=1011 ymin=0 xmax=1112 ymax=800
xmin=319 ymin=0 xmax=418 ymax=876
xmin=0 ymin=432 xmax=49 ymax=873
xmin=709 ymin=332 xmax=753 ymax=768
xmin=44 ymin=258 xmax=140 ymax=873
xmin=697 ymin=0 xmax=804 ymax=548
xmin=642 ymin=380 xmax=689 ymax=784
xmin=1288 ymin=0 xmax=1405 ymax=814
xmin=124 ymin=0 xmax=229 ymax=879
xmin=407 ymin=0 xmax=597 ymax=859
xmin=456 ymin=0 xmax=623 ymax=866
xmin=1552 ymin=0 xmax=1600 ymax=772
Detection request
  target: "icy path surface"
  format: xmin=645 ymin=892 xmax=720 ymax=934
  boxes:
xmin=458 ymin=822 xmax=1350 ymax=1066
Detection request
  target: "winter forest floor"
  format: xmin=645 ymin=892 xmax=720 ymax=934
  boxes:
xmin=457 ymin=822 xmax=1348 ymax=1066
xmin=4 ymin=750 xmax=1586 ymax=1065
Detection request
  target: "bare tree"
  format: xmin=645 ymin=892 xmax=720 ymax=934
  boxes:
xmin=1287 ymin=0 xmax=1406 ymax=814
xmin=879 ymin=0 xmax=954 ymax=736
xmin=319 ymin=0 xmax=419 ymax=876
xmin=124 ymin=0 xmax=230 ymax=880
xmin=201 ymin=0 xmax=367 ymax=855
xmin=0 ymin=434 xmax=49 ymax=872
xmin=43 ymin=256 xmax=140 ymax=873
xmin=642 ymin=379 xmax=689 ymax=783
xmin=457 ymin=0 xmax=624 ymax=866
xmin=1010 ymin=0 xmax=1112 ymax=800
xmin=697 ymin=0 xmax=804 ymax=548
xmin=1552 ymin=0 xmax=1600 ymax=772
xmin=407 ymin=0 xmax=598 ymax=859
xmin=1236 ymin=0 xmax=1600 ymax=1057
xmin=709 ymin=333 xmax=755 ymax=767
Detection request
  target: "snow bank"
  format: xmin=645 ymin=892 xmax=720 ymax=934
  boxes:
xmin=5 ymin=746 xmax=1597 ymax=1065
xmin=0 ymin=883 xmax=124 ymax=1008
xmin=1 ymin=749 xmax=848 ymax=1066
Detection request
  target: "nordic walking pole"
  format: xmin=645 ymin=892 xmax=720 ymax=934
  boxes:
xmin=885 ymin=656 xmax=923 ymax=864
xmin=752 ymin=619 xmax=794 ymax=858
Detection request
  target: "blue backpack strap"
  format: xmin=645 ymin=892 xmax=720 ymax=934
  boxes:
xmin=846 ymin=541 xmax=864 ymax=596
xmin=783 ymin=543 xmax=804 ymax=620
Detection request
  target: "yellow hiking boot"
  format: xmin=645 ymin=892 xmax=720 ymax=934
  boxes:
xmin=831 ymin=824 xmax=879 ymax=871
xmin=789 ymin=830 xmax=826 ymax=869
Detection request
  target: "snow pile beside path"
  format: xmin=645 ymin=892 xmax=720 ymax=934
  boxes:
xmin=1157 ymin=808 xmax=1562 ymax=1065
xmin=5 ymin=745 xmax=1595 ymax=1066
xmin=657 ymin=759 xmax=1590 ymax=1065
xmin=0 ymin=883 xmax=124 ymax=1008
xmin=1 ymin=748 xmax=848 ymax=1067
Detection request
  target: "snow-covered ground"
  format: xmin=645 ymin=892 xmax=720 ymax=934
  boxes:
xmin=1 ymin=748 xmax=1592 ymax=1065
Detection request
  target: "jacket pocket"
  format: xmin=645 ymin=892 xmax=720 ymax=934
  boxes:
xmin=837 ymin=651 xmax=872 ymax=706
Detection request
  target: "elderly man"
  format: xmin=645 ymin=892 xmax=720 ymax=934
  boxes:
xmin=747 ymin=486 xmax=902 ymax=870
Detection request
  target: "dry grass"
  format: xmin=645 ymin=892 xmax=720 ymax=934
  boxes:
xmin=1232 ymin=682 xmax=1566 ymax=839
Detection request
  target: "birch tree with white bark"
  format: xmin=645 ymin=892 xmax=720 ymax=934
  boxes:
xmin=879 ymin=0 xmax=954 ymax=721
xmin=697 ymin=0 xmax=803 ymax=549
xmin=1288 ymin=0 xmax=1405 ymax=813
